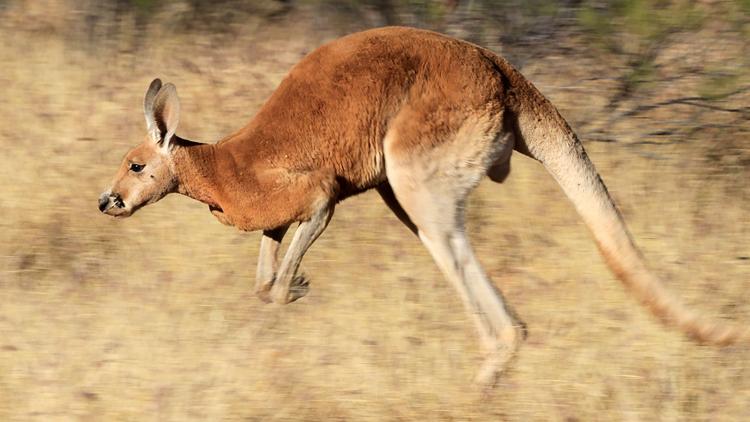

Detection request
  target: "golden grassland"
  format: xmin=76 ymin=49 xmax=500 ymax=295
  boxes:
xmin=1 ymin=6 xmax=749 ymax=421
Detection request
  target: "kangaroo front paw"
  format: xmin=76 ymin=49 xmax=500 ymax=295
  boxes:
xmin=270 ymin=274 xmax=310 ymax=304
xmin=288 ymin=274 xmax=310 ymax=302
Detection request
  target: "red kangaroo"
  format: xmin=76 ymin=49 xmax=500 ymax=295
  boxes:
xmin=99 ymin=27 xmax=748 ymax=386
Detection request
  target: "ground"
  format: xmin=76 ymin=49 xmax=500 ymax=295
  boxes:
xmin=1 ymin=2 xmax=748 ymax=420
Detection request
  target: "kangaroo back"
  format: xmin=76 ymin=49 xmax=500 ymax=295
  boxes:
xmin=488 ymin=53 xmax=749 ymax=345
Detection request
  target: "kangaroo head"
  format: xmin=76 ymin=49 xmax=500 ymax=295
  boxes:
xmin=99 ymin=79 xmax=181 ymax=218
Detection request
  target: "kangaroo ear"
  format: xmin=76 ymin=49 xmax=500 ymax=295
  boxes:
xmin=144 ymin=78 xmax=162 ymax=138
xmin=144 ymin=79 xmax=180 ymax=149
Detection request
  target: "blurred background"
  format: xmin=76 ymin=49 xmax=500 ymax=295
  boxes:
xmin=1 ymin=0 xmax=749 ymax=420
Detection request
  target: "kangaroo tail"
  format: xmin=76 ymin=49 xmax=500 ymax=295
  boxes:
xmin=490 ymin=54 xmax=748 ymax=345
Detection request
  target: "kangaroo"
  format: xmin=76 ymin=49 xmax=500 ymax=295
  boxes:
xmin=98 ymin=26 xmax=748 ymax=385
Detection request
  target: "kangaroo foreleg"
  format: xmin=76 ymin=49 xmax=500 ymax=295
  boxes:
xmin=270 ymin=200 xmax=334 ymax=304
xmin=254 ymin=225 xmax=290 ymax=303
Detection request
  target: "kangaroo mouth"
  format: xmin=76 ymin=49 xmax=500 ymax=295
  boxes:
xmin=107 ymin=205 xmax=133 ymax=219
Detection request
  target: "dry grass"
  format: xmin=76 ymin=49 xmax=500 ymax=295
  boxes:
xmin=1 ymin=3 xmax=749 ymax=421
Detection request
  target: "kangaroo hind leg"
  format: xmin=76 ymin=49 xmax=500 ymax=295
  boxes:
xmin=384 ymin=130 xmax=521 ymax=387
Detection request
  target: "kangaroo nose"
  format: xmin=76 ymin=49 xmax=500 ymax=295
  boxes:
xmin=98 ymin=193 xmax=110 ymax=213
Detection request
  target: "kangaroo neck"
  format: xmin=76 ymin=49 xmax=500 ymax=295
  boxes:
xmin=172 ymin=138 xmax=224 ymax=208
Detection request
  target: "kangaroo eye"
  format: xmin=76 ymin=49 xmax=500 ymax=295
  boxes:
xmin=129 ymin=163 xmax=145 ymax=173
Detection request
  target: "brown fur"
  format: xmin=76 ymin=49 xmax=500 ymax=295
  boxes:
xmin=100 ymin=27 xmax=748 ymax=385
